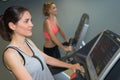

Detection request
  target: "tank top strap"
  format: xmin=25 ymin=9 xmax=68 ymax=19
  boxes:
xmin=3 ymin=46 xmax=25 ymax=71
xmin=5 ymin=46 xmax=25 ymax=65
xmin=25 ymin=39 xmax=36 ymax=56
xmin=25 ymin=39 xmax=44 ymax=70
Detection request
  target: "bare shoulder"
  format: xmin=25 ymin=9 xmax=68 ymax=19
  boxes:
xmin=4 ymin=47 xmax=32 ymax=79
xmin=4 ymin=48 xmax=19 ymax=60
xmin=44 ymin=18 xmax=49 ymax=24
xmin=4 ymin=48 xmax=22 ymax=70
xmin=43 ymin=19 xmax=51 ymax=31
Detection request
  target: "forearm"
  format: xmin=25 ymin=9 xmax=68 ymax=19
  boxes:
xmin=46 ymin=56 xmax=83 ymax=72
xmin=59 ymin=29 xmax=68 ymax=42
xmin=46 ymin=56 xmax=72 ymax=69
xmin=61 ymin=33 xmax=68 ymax=42
xmin=51 ymin=35 xmax=65 ymax=50
xmin=42 ymin=51 xmax=82 ymax=72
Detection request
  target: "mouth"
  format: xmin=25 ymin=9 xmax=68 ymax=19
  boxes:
xmin=28 ymin=29 xmax=32 ymax=32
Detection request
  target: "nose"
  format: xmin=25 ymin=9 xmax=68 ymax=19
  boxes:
xmin=31 ymin=22 xmax=34 ymax=27
xmin=29 ymin=21 xmax=34 ymax=27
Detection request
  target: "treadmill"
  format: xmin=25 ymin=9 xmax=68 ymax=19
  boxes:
xmin=50 ymin=13 xmax=90 ymax=75
xmin=66 ymin=30 xmax=120 ymax=80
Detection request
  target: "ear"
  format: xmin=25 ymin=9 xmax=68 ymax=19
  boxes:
xmin=8 ymin=22 xmax=16 ymax=30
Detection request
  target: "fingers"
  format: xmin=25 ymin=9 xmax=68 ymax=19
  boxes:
xmin=69 ymin=63 xmax=85 ymax=73
xmin=73 ymin=69 xmax=76 ymax=73
xmin=68 ymin=46 xmax=72 ymax=51
xmin=64 ymin=46 xmax=72 ymax=52
xmin=74 ymin=63 xmax=85 ymax=73
xmin=80 ymin=66 xmax=85 ymax=73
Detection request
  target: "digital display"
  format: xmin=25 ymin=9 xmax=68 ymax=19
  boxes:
xmin=90 ymin=34 xmax=119 ymax=76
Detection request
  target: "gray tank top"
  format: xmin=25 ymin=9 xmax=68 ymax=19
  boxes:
xmin=6 ymin=40 xmax=54 ymax=80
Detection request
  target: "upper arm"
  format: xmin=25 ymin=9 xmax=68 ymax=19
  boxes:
xmin=44 ymin=20 xmax=54 ymax=34
xmin=4 ymin=49 xmax=32 ymax=80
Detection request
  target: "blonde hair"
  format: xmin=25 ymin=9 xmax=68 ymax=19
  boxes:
xmin=43 ymin=2 xmax=55 ymax=16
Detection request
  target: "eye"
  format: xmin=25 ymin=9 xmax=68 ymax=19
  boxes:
xmin=24 ymin=19 xmax=29 ymax=23
xmin=53 ymin=6 xmax=56 ymax=9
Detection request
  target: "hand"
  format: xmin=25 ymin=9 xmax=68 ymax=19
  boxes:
xmin=64 ymin=46 xmax=72 ymax=52
xmin=66 ymin=39 xmax=69 ymax=43
xmin=69 ymin=63 xmax=85 ymax=73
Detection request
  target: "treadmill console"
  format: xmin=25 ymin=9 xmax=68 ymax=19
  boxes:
xmin=73 ymin=30 xmax=120 ymax=80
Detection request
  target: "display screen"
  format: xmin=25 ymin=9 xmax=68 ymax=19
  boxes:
xmin=90 ymin=34 xmax=119 ymax=76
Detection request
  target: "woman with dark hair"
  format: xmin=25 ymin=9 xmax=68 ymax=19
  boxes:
xmin=43 ymin=1 xmax=72 ymax=59
xmin=0 ymin=6 xmax=83 ymax=80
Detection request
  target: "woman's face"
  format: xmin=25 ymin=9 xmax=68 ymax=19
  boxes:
xmin=13 ymin=11 xmax=34 ymax=37
xmin=49 ymin=4 xmax=57 ymax=16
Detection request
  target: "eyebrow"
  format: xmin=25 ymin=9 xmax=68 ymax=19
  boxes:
xmin=25 ymin=17 xmax=31 ymax=21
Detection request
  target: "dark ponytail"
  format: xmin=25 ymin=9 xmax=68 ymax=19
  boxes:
xmin=0 ymin=15 xmax=11 ymax=41
xmin=0 ymin=6 xmax=29 ymax=42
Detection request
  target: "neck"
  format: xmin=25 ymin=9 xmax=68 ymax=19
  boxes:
xmin=48 ymin=15 xmax=55 ymax=24
xmin=48 ymin=15 xmax=54 ymax=19
xmin=10 ymin=34 xmax=26 ymax=46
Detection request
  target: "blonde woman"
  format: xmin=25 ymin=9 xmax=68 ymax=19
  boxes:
xmin=43 ymin=2 xmax=72 ymax=58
